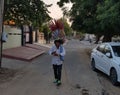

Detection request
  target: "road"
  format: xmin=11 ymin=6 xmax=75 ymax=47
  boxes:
xmin=0 ymin=39 xmax=120 ymax=95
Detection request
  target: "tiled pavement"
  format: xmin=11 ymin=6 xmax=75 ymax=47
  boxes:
xmin=2 ymin=44 xmax=50 ymax=61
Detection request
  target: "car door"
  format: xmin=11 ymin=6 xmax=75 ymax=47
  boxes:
xmin=95 ymin=44 xmax=106 ymax=71
xmin=101 ymin=45 xmax=112 ymax=75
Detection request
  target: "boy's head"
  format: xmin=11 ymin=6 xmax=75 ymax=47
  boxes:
xmin=54 ymin=40 xmax=61 ymax=47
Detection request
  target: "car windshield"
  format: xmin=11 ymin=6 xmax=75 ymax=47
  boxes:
xmin=112 ymin=46 xmax=120 ymax=57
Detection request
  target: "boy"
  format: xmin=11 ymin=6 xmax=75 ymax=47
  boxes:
xmin=49 ymin=39 xmax=66 ymax=86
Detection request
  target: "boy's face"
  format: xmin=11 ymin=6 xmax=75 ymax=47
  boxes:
xmin=55 ymin=42 xmax=60 ymax=47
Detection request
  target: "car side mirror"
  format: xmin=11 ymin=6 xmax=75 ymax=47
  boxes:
xmin=106 ymin=52 xmax=112 ymax=58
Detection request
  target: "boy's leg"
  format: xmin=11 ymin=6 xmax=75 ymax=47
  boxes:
xmin=57 ymin=64 xmax=62 ymax=85
xmin=53 ymin=65 xmax=58 ymax=82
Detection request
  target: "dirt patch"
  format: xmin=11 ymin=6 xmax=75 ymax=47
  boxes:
xmin=85 ymin=48 xmax=92 ymax=57
xmin=81 ymin=88 xmax=90 ymax=95
xmin=75 ymin=84 xmax=81 ymax=89
xmin=101 ymin=89 xmax=110 ymax=95
xmin=0 ymin=68 xmax=18 ymax=83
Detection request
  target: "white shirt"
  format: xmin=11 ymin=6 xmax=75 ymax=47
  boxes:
xmin=49 ymin=45 xmax=66 ymax=65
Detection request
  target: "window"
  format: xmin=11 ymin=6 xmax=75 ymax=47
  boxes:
xmin=112 ymin=46 xmax=120 ymax=57
xmin=104 ymin=45 xmax=111 ymax=53
xmin=104 ymin=45 xmax=112 ymax=58
xmin=97 ymin=44 xmax=105 ymax=53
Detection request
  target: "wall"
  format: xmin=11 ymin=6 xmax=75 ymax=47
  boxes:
xmin=3 ymin=26 xmax=21 ymax=49
xmin=33 ymin=31 xmax=45 ymax=44
xmin=38 ymin=32 xmax=45 ymax=44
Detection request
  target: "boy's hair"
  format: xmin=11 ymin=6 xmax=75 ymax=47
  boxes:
xmin=59 ymin=39 xmax=64 ymax=44
xmin=54 ymin=39 xmax=63 ymax=44
xmin=54 ymin=40 xmax=60 ymax=44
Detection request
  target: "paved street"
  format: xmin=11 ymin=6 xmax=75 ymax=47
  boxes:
xmin=0 ymin=39 xmax=120 ymax=95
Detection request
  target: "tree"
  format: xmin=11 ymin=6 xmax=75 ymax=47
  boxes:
xmin=58 ymin=0 xmax=120 ymax=42
xmin=97 ymin=0 xmax=120 ymax=42
xmin=42 ymin=24 xmax=51 ymax=44
xmin=62 ymin=7 xmax=70 ymax=18
xmin=61 ymin=18 xmax=72 ymax=36
xmin=4 ymin=0 xmax=51 ymax=27
xmin=58 ymin=0 xmax=103 ymax=40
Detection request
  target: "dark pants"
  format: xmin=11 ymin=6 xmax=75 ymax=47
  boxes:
xmin=53 ymin=64 xmax=62 ymax=81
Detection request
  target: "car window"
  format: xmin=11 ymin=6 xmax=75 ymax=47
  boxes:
xmin=104 ymin=45 xmax=111 ymax=53
xmin=97 ymin=44 xmax=105 ymax=53
xmin=112 ymin=46 xmax=120 ymax=57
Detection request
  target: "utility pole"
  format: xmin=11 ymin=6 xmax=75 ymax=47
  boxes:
xmin=0 ymin=0 xmax=4 ymax=68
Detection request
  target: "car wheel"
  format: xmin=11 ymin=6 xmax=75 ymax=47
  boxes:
xmin=91 ymin=59 xmax=96 ymax=71
xmin=110 ymin=69 xmax=118 ymax=86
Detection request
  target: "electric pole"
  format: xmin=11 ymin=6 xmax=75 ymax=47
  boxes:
xmin=0 ymin=0 xmax=4 ymax=68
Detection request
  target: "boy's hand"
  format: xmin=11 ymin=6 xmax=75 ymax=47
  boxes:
xmin=52 ymin=52 xmax=59 ymax=56
xmin=54 ymin=53 xmax=59 ymax=56
xmin=52 ymin=51 xmax=56 ymax=55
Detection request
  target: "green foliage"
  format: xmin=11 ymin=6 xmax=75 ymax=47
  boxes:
xmin=57 ymin=0 xmax=70 ymax=7
xmin=97 ymin=0 xmax=120 ymax=35
xmin=41 ymin=24 xmax=50 ymax=40
xmin=60 ymin=18 xmax=72 ymax=36
xmin=58 ymin=0 xmax=100 ymax=34
xmin=4 ymin=0 xmax=51 ymax=27
xmin=58 ymin=0 xmax=120 ymax=39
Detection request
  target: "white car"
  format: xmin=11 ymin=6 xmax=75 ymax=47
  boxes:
xmin=91 ymin=42 xmax=120 ymax=85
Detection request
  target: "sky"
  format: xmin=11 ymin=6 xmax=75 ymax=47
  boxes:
xmin=43 ymin=0 xmax=72 ymax=19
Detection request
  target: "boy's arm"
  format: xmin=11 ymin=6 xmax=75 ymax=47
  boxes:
xmin=49 ymin=46 xmax=58 ymax=56
xmin=60 ymin=47 xmax=66 ymax=56
xmin=49 ymin=46 xmax=54 ymax=55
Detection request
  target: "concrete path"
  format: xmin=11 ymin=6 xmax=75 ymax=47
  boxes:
xmin=0 ymin=39 xmax=120 ymax=95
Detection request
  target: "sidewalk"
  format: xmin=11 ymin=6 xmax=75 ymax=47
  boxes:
xmin=2 ymin=44 xmax=49 ymax=61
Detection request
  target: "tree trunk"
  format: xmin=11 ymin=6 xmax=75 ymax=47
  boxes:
xmin=0 ymin=0 xmax=4 ymax=68
xmin=94 ymin=34 xmax=102 ymax=44
xmin=102 ymin=34 xmax=112 ymax=42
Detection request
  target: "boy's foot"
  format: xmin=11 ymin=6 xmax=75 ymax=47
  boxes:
xmin=56 ymin=80 xmax=61 ymax=86
xmin=53 ymin=79 xmax=58 ymax=83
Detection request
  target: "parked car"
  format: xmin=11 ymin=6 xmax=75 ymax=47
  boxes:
xmin=91 ymin=42 xmax=120 ymax=85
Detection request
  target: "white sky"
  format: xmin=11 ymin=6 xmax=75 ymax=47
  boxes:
xmin=43 ymin=0 xmax=72 ymax=19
